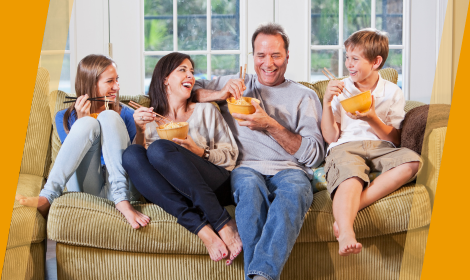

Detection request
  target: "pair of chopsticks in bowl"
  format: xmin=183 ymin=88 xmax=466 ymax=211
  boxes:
xmin=127 ymin=100 xmax=172 ymax=124
xmin=62 ymin=95 xmax=113 ymax=104
xmin=321 ymin=68 xmax=353 ymax=98
xmin=239 ymin=64 xmax=247 ymax=80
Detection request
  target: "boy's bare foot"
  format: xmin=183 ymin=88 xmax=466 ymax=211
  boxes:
xmin=115 ymin=200 xmax=150 ymax=229
xmin=218 ymin=219 xmax=243 ymax=265
xmin=198 ymin=225 xmax=229 ymax=262
xmin=16 ymin=194 xmax=51 ymax=218
xmin=333 ymin=221 xmax=339 ymax=240
xmin=338 ymin=232 xmax=362 ymax=256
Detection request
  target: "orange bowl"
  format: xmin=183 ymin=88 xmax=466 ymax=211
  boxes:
xmin=156 ymin=122 xmax=189 ymax=141
xmin=226 ymin=97 xmax=261 ymax=121
xmin=90 ymin=113 xmax=99 ymax=119
xmin=340 ymin=90 xmax=372 ymax=115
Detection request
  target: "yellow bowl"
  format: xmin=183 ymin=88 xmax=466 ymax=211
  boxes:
xmin=340 ymin=90 xmax=372 ymax=115
xmin=156 ymin=122 xmax=189 ymax=141
xmin=226 ymin=97 xmax=261 ymax=121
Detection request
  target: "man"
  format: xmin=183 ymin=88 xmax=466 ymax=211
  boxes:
xmin=193 ymin=23 xmax=325 ymax=280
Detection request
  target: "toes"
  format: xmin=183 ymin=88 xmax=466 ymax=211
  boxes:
xmin=226 ymin=259 xmax=233 ymax=266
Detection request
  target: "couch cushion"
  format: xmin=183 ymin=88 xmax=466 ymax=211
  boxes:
xmin=48 ymin=182 xmax=431 ymax=253
xmin=297 ymin=182 xmax=431 ymax=243
xmin=47 ymin=192 xmax=234 ymax=254
xmin=9 ymin=174 xmax=47 ymax=249
xmin=20 ymin=67 xmax=52 ymax=178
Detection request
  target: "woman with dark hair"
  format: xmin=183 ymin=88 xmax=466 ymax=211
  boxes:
xmin=17 ymin=54 xmax=150 ymax=229
xmin=122 ymin=52 xmax=242 ymax=265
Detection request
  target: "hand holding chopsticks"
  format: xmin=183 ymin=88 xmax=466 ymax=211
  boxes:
xmin=321 ymin=68 xmax=353 ymax=98
xmin=128 ymin=100 xmax=172 ymax=124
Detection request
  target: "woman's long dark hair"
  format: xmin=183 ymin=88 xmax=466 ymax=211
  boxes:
xmin=148 ymin=52 xmax=195 ymax=116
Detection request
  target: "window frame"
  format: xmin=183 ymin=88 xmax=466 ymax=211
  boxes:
xmin=307 ymin=0 xmax=410 ymax=99
xmin=140 ymin=0 xmax=248 ymax=92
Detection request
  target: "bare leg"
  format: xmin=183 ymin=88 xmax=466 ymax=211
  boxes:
xmin=359 ymin=162 xmax=419 ymax=210
xmin=332 ymin=177 xmax=363 ymax=256
xmin=16 ymin=195 xmax=51 ymax=218
xmin=197 ymin=224 xmax=229 ymax=262
xmin=218 ymin=219 xmax=243 ymax=265
xmin=115 ymin=200 xmax=150 ymax=229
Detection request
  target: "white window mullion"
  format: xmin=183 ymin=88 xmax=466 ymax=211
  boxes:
xmin=173 ymin=0 xmax=178 ymax=51
xmin=207 ymin=0 xmax=211 ymax=79
xmin=371 ymin=0 xmax=376 ymax=28
xmin=403 ymin=0 xmax=410 ymax=99
xmin=338 ymin=0 xmax=344 ymax=77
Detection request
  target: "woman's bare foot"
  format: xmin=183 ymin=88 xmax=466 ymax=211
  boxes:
xmin=218 ymin=219 xmax=243 ymax=265
xmin=115 ymin=200 xmax=150 ymax=229
xmin=16 ymin=194 xmax=51 ymax=218
xmin=197 ymin=224 xmax=229 ymax=262
xmin=338 ymin=231 xmax=362 ymax=256
xmin=333 ymin=221 xmax=339 ymax=240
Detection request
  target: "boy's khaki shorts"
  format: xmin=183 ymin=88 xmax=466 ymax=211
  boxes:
xmin=325 ymin=140 xmax=421 ymax=198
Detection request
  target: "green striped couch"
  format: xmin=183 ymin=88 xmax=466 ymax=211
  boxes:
xmin=7 ymin=68 xmax=441 ymax=280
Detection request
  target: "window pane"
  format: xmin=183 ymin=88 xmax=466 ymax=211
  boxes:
xmin=344 ymin=0 xmax=371 ymax=40
xmin=144 ymin=56 xmax=164 ymax=94
xmin=59 ymin=53 xmax=71 ymax=93
xmin=383 ymin=49 xmax=402 ymax=88
xmin=178 ymin=0 xmax=207 ymax=51
xmin=211 ymin=0 xmax=240 ymax=50
xmin=376 ymin=0 xmax=403 ymax=45
xmin=144 ymin=0 xmax=174 ymax=51
xmin=212 ymin=55 xmax=239 ymax=79
xmin=192 ymin=55 xmax=208 ymax=79
xmin=311 ymin=0 xmax=339 ymax=45
xmin=311 ymin=50 xmax=339 ymax=82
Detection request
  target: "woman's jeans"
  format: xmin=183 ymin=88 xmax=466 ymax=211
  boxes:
xmin=40 ymin=110 xmax=140 ymax=205
xmin=231 ymin=167 xmax=313 ymax=280
xmin=122 ymin=139 xmax=232 ymax=234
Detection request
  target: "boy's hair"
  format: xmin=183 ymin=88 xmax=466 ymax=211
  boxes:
xmin=344 ymin=28 xmax=389 ymax=69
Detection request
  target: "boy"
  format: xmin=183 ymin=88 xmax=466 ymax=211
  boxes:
xmin=321 ymin=28 xmax=420 ymax=256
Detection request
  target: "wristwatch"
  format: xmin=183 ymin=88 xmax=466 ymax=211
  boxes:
xmin=202 ymin=147 xmax=210 ymax=160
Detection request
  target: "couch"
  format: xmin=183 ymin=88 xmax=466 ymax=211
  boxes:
xmin=10 ymin=67 xmax=442 ymax=280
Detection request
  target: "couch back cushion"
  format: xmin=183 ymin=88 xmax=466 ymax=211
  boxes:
xmin=20 ymin=68 xmax=52 ymax=177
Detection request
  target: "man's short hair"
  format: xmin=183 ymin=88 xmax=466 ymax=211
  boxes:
xmin=252 ymin=22 xmax=289 ymax=53
xmin=344 ymin=28 xmax=389 ymax=69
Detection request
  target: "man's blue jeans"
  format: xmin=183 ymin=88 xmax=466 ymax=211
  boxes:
xmin=231 ymin=167 xmax=313 ymax=280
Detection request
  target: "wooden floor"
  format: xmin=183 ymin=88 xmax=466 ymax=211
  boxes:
xmin=45 ymin=239 xmax=57 ymax=280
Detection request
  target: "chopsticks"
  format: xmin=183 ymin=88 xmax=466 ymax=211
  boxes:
xmin=237 ymin=63 xmax=247 ymax=100
xmin=321 ymin=68 xmax=353 ymax=98
xmin=128 ymin=100 xmax=172 ymax=124
xmin=62 ymin=95 xmax=114 ymax=104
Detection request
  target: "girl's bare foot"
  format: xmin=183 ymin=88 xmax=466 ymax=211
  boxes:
xmin=197 ymin=225 xmax=228 ymax=262
xmin=333 ymin=221 xmax=339 ymax=240
xmin=338 ymin=231 xmax=362 ymax=256
xmin=115 ymin=200 xmax=150 ymax=229
xmin=16 ymin=194 xmax=51 ymax=218
xmin=218 ymin=219 xmax=243 ymax=265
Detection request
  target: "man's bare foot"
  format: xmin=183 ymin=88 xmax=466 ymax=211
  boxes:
xmin=338 ymin=231 xmax=362 ymax=256
xmin=333 ymin=221 xmax=339 ymax=240
xmin=218 ymin=219 xmax=243 ymax=265
xmin=198 ymin=225 xmax=229 ymax=262
xmin=16 ymin=194 xmax=51 ymax=218
xmin=115 ymin=200 xmax=150 ymax=229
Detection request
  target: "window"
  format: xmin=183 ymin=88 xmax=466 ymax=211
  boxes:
xmin=143 ymin=0 xmax=243 ymax=93
xmin=310 ymin=0 xmax=407 ymax=92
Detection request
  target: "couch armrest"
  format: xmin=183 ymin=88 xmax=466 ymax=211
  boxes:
xmin=418 ymin=127 xmax=446 ymax=207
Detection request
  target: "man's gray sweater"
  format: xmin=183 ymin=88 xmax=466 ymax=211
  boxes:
xmin=193 ymin=74 xmax=325 ymax=179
